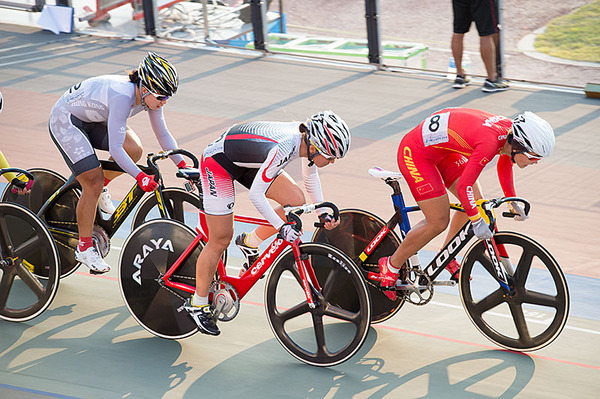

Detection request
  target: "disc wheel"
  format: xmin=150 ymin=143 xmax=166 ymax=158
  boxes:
xmin=459 ymin=232 xmax=569 ymax=351
xmin=265 ymin=242 xmax=371 ymax=367
xmin=312 ymin=209 xmax=404 ymax=323
xmin=119 ymin=219 xmax=202 ymax=339
xmin=1 ymin=168 xmax=79 ymax=277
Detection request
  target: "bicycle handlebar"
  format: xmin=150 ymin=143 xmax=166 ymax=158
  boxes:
xmin=147 ymin=149 xmax=200 ymax=169
xmin=284 ymin=202 xmax=340 ymax=231
xmin=482 ymin=197 xmax=531 ymax=229
xmin=0 ymin=167 xmax=34 ymax=182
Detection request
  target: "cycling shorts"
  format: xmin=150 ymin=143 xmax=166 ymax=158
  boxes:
xmin=453 ymin=0 xmax=499 ymax=36
xmin=49 ymin=114 xmax=109 ymax=177
xmin=200 ymin=153 xmax=264 ymax=216
xmin=397 ymin=136 xmax=467 ymax=202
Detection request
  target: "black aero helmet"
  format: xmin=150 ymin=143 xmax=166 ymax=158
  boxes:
xmin=138 ymin=52 xmax=179 ymax=97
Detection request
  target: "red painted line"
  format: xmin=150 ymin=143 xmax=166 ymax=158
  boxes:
xmin=375 ymin=324 xmax=600 ymax=370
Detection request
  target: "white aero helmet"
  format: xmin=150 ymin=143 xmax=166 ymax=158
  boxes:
xmin=511 ymin=111 xmax=555 ymax=158
xmin=307 ymin=110 xmax=351 ymax=159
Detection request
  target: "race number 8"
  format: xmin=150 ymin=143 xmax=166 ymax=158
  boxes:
xmin=422 ymin=112 xmax=450 ymax=146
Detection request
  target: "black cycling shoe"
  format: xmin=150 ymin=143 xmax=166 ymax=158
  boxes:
xmin=184 ymin=299 xmax=220 ymax=336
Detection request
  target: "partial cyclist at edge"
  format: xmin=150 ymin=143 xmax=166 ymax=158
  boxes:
xmin=374 ymin=107 xmax=555 ymax=300
xmin=0 ymin=90 xmax=33 ymax=196
xmin=186 ymin=110 xmax=352 ymax=336
xmin=48 ymin=52 xmax=188 ymax=274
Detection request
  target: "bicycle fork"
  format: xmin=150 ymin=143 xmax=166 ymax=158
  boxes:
xmin=291 ymin=243 xmax=321 ymax=309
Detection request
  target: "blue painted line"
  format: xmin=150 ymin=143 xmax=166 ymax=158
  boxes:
xmin=0 ymin=383 xmax=81 ymax=399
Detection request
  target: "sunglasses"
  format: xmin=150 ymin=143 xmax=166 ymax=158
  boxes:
xmin=151 ymin=92 xmax=170 ymax=102
xmin=511 ymin=141 xmax=541 ymax=162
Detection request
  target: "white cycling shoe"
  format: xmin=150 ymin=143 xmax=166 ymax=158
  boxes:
xmin=98 ymin=187 xmax=116 ymax=214
xmin=75 ymin=246 xmax=111 ymax=274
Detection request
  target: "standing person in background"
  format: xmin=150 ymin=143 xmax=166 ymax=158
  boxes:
xmin=451 ymin=0 xmax=508 ymax=92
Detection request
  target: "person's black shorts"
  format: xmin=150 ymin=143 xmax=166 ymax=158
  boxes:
xmin=453 ymin=0 xmax=499 ymax=36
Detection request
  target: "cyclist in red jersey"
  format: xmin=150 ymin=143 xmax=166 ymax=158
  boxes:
xmin=376 ymin=107 xmax=555 ymax=300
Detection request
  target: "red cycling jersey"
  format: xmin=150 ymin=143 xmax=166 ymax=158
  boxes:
xmin=397 ymin=108 xmax=515 ymax=219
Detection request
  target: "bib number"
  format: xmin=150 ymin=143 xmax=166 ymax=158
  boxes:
xmin=422 ymin=112 xmax=450 ymax=147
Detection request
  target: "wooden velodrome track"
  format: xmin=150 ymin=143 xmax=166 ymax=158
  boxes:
xmin=1 ymin=24 xmax=599 ymax=398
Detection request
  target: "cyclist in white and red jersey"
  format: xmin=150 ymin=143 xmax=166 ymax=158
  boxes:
xmin=375 ymin=107 xmax=555 ymax=300
xmin=48 ymin=52 xmax=186 ymax=273
xmin=184 ymin=110 xmax=351 ymax=335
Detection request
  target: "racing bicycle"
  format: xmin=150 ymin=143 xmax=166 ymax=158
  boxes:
xmin=313 ymin=166 xmax=569 ymax=351
xmin=1 ymin=149 xmax=200 ymax=278
xmin=0 ymin=167 xmax=60 ymax=322
xmin=118 ymin=167 xmax=372 ymax=367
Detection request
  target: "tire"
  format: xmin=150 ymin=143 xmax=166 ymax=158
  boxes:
xmin=265 ymin=242 xmax=371 ymax=367
xmin=119 ymin=219 xmax=202 ymax=339
xmin=0 ymin=202 xmax=60 ymax=322
xmin=459 ymin=232 xmax=569 ymax=351
xmin=131 ymin=187 xmax=200 ymax=230
xmin=1 ymin=168 xmax=80 ymax=278
xmin=312 ymin=209 xmax=404 ymax=323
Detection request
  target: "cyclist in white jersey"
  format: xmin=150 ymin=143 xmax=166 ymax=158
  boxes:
xmin=48 ymin=52 xmax=186 ymax=273
xmin=184 ymin=111 xmax=351 ymax=335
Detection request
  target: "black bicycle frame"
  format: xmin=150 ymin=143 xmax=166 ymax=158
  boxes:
xmin=37 ymin=160 xmax=167 ymax=239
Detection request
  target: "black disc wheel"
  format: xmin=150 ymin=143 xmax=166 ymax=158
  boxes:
xmin=312 ymin=209 xmax=404 ymax=323
xmin=1 ymin=168 xmax=79 ymax=277
xmin=119 ymin=219 xmax=202 ymax=339
xmin=265 ymin=242 xmax=371 ymax=367
xmin=0 ymin=203 xmax=60 ymax=322
xmin=459 ymin=232 xmax=569 ymax=351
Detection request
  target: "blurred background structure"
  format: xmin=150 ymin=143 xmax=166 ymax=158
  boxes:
xmin=0 ymin=0 xmax=598 ymax=88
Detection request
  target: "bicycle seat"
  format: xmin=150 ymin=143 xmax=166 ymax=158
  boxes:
xmin=368 ymin=166 xmax=403 ymax=181
xmin=176 ymin=168 xmax=201 ymax=180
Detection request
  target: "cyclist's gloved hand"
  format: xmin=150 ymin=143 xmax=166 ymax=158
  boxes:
xmin=508 ymin=201 xmax=529 ymax=221
xmin=177 ymin=160 xmax=188 ymax=169
xmin=318 ymin=212 xmax=333 ymax=224
xmin=472 ymin=218 xmax=493 ymax=240
xmin=279 ymin=223 xmax=301 ymax=243
xmin=10 ymin=177 xmax=33 ymax=194
xmin=136 ymin=171 xmax=158 ymax=192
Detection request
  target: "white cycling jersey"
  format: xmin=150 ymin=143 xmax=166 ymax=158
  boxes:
xmin=202 ymin=121 xmax=324 ymax=229
xmin=49 ymin=75 xmax=183 ymax=177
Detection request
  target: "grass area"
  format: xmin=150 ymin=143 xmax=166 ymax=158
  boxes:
xmin=535 ymin=0 xmax=600 ymax=62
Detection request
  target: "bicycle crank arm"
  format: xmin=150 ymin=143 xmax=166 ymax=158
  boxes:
xmin=433 ymin=280 xmax=457 ymax=286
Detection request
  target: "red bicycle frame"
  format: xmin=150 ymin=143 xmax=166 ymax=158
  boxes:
xmin=160 ymin=209 xmax=322 ymax=305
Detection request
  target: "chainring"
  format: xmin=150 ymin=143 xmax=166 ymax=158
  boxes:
xmin=401 ymin=268 xmax=434 ymax=306
xmin=209 ymin=280 xmax=240 ymax=322
xmin=92 ymin=225 xmax=110 ymax=258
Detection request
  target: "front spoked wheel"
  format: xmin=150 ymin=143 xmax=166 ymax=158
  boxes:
xmin=0 ymin=203 xmax=60 ymax=322
xmin=265 ymin=242 xmax=371 ymax=367
xmin=312 ymin=209 xmax=404 ymax=323
xmin=459 ymin=232 xmax=569 ymax=351
xmin=119 ymin=219 xmax=202 ymax=339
